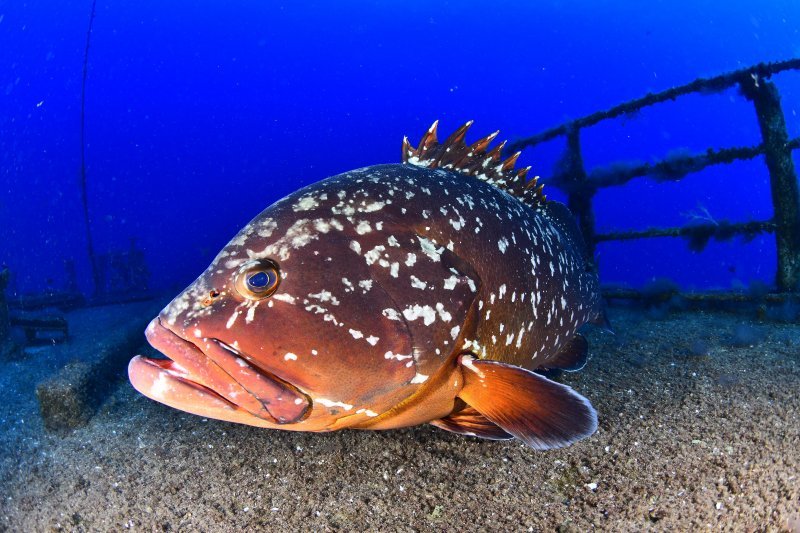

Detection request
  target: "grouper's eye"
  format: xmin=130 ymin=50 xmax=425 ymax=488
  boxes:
xmin=234 ymin=260 xmax=281 ymax=300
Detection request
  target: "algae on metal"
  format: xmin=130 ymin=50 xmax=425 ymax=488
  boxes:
xmin=740 ymin=77 xmax=800 ymax=292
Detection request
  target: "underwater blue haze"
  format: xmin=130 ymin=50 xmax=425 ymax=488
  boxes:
xmin=2 ymin=0 xmax=799 ymax=298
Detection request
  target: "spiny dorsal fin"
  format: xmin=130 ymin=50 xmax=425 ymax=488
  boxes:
xmin=402 ymin=120 xmax=546 ymax=207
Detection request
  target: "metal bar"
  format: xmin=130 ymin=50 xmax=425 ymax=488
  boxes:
xmin=602 ymin=288 xmax=799 ymax=303
xmin=507 ymin=58 xmax=800 ymax=151
xmin=560 ymin=128 xmax=597 ymax=256
xmin=80 ymin=0 xmax=101 ymax=295
xmin=741 ymin=78 xmax=800 ymax=292
xmin=584 ymin=144 xmax=765 ymax=189
xmin=595 ymin=220 xmax=776 ymax=242
xmin=0 ymin=270 xmax=8 ymax=336
xmin=551 ymin=137 xmax=799 ymax=192
xmin=0 ymin=269 xmax=11 ymax=358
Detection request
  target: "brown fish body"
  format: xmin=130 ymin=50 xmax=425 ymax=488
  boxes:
xmin=129 ymin=122 xmax=603 ymax=449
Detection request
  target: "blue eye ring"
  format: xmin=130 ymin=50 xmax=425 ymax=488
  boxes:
xmin=235 ymin=260 xmax=281 ymax=300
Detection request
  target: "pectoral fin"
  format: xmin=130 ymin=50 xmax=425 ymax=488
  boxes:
xmin=539 ymin=333 xmax=589 ymax=372
xmin=430 ymin=406 xmax=513 ymax=441
xmin=457 ymin=355 xmax=597 ymax=450
xmin=590 ymin=306 xmax=613 ymax=333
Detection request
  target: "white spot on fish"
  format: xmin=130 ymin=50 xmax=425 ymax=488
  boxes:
xmin=294 ymin=196 xmax=319 ymax=212
xmin=225 ymin=258 xmax=246 ymax=270
xmin=355 ymin=220 xmax=372 ymax=235
xmin=272 ymin=293 xmax=296 ymax=305
xmin=435 ymin=302 xmax=452 ymax=322
xmin=313 ymin=219 xmax=331 ymax=233
xmin=257 ymin=219 xmax=278 ymax=238
xmin=359 ymin=279 xmax=373 ymax=292
xmin=402 ymin=304 xmax=436 ymax=326
xmin=382 ymin=308 xmax=401 ymax=321
xmin=362 ymin=201 xmax=386 ymax=212
xmin=410 ymin=276 xmax=427 ymax=290
xmin=498 ymin=237 xmax=509 ymax=253
xmin=226 ymin=310 xmax=239 ymax=329
xmin=317 ymin=398 xmax=354 ymax=411
xmin=417 ymin=236 xmax=442 ymax=262
xmin=247 ymin=219 xmax=317 ymax=261
xmin=284 ymin=352 xmax=298 ymax=361
xmin=245 ymin=301 xmax=259 ymax=323
xmin=384 ymin=351 xmax=413 ymax=361
xmin=309 ymin=290 xmax=340 ymax=306
xmin=364 ymin=245 xmax=385 ymax=265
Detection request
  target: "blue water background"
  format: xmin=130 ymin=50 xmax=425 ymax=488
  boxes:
xmin=2 ymin=1 xmax=799 ymax=297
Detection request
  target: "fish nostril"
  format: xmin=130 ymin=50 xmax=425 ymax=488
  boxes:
xmin=202 ymin=289 xmax=221 ymax=307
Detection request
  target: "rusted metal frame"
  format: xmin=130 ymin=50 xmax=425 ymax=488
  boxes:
xmin=0 ymin=269 xmax=10 ymax=343
xmin=9 ymin=315 xmax=69 ymax=345
xmin=508 ymin=58 xmax=800 ymax=294
xmin=560 ymin=127 xmax=598 ymax=258
xmin=551 ymin=137 xmax=799 ymax=192
xmin=507 ymin=58 xmax=800 ymax=151
xmin=740 ymin=77 xmax=800 ymax=292
xmin=594 ymin=220 xmax=777 ymax=242
xmin=602 ymin=288 xmax=799 ymax=304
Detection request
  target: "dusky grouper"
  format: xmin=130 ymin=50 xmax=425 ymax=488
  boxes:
xmin=128 ymin=121 xmax=605 ymax=449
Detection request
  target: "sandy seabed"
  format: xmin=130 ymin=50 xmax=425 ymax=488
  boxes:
xmin=0 ymin=303 xmax=798 ymax=532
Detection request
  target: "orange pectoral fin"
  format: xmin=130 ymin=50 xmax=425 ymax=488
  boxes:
xmin=457 ymin=355 xmax=597 ymax=450
xmin=430 ymin=406 xmax=513 ymax=441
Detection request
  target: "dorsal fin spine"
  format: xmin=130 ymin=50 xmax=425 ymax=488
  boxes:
xmin=402 ymin=121 xmax=545 ymax=207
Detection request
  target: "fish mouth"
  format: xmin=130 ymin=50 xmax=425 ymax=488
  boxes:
xmin=128 ymin=317 xmax=311 ymax=427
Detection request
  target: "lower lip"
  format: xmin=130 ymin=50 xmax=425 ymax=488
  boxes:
xmin=128 ymin=354 xmax=284 ymax=428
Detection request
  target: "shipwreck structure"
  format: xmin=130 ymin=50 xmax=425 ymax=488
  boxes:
xmin=0 ymin=268 xmax=14 ymax=358
xmin=508 ymin=58 xmax=800 ymax=303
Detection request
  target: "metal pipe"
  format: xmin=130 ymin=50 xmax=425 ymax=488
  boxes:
xmin=741 ymin=78 xmax=800 ymax=292
xmin=80 ymin=0 xmax=101 ymax=295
